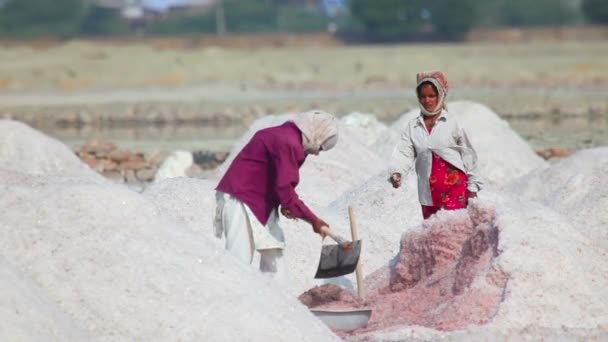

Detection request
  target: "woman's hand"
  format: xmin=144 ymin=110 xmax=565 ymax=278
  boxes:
xmin=389 ymin=173 xmax=402 ymax=188
xmin=312 ymin=217 xmax=329 ymax=237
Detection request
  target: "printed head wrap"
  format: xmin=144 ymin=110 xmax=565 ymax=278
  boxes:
xmin=416 ymin=70 xmax=449 ymax=116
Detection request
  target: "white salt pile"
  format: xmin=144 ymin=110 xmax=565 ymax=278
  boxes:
xmin=0 ymin=256 xmax=91 ymax=341
xmin=0 ymin=120 xmax=101 ymax=179
xmin=144 ymin=176 xmax=217 ymax=232
xmin=0 ymin=120 xmax=338 ymax=341
xmin=340 ymin=112 xmax=388 ymax=147
xmin=508 ymin=146 xmax=608 ymax=240
xmin=2 ymin=97 xmax=608 ymax=341
xmin=446 ymin=101 xmax=548 ymax=185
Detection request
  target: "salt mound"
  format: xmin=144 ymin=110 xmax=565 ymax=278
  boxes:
xmin=374 ymin=101 xmax=548 ymax=186
xmin=0 ymin=120 xmax=100 ymax=179
xmin=0 ymin=257 xmax=90 ymax=341
xmin=299 ymin=127 xmax=387 ymax=207
xmin=142 ymin=174 xmax=326 ymax=297
xmin=362 ymin=203 xmax=505 ymax=332
xmin=448 ymin=102 xmax=548 ymax=185
xmin=340 ymin=112 xmax=388 ymax=146
xmin=143 ymin=176 xmax=222 ymax=249
xmin=373 ymin=110 xmax=417 ymax=158
xmin=508 ymin=146 xmax=608 ymax=242
xmin=0 ymin=170 xmax=337 ymax=341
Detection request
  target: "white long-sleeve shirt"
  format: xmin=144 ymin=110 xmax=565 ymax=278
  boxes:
xmin=390 ymin=110 xmax=482 ymax=206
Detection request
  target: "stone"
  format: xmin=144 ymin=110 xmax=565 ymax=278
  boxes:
xmin=136 ymin=168 xmax=156 ymax=182
xmin=79 ymin=139 xmax=117 ymax=156
xmin=124 ymin=170 xmax=138 ymax=183
xmin=536 ymin=148 xmax=575 ymax=160
xmin=121 ymin=160 xmax=149 ymax=171
xmin=99 ymin=158 xmax=119 ymax=172
xmin=108 ymin=150 xmax=132 ymax=163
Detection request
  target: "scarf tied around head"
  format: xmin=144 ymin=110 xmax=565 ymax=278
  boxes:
xmin=416 ymin=70 xmax=449 ymax=116
xmin=292 ymin=110 xmax=339 ymax=155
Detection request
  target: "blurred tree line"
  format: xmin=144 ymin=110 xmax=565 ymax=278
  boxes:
xmin=0 ymin=0 xmax=607 ymax=40
xmin=146 ymin=0 xmax=351 ymax=35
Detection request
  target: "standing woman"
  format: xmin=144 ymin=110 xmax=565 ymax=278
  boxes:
xmin=214 ymin=110 xmax=338 ymax=281
xmin=389 ymin=71 xmax=482 ymax=219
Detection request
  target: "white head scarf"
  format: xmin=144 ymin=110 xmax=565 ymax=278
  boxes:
xmin=292 ymin=110 xmax=338 ymax=155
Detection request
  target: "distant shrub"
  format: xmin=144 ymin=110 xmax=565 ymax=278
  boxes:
xmin=146 ymin=12 xmax=216 ymax=35
xmin=222 ymin=0 xmax=278 ymax=33
xmin=147 ymin=0 xmax=277 ymax=35
xmin=497 ymin=0 xmax=579 ymax=27
xmin=80 ymin=6 xmax=129 ymax=36
xmin=349 ymin=0 xmax=477 ymax=41
xmin=349 ymin=0 xmax=426 ymax=40
xmin=146 ymin=1 xmax=357 ymax=36
xmin=277 ymin=7 xmax=330 ymax=33
xmin=582 ymin=0 xmax=608 ymax=24
xmin=430 ymin=0 xmax=477 ymax=39
xmin=0 ymin=0 xmax=85 ymax=38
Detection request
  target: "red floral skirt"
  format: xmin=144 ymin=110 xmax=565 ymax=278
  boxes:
xmin=421 ymin=153 xmax=469 ymax=219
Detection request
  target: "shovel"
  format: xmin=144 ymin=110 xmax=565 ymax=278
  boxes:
xmin=314 ymin=225 xmax=361 ymax=279
xmin=311 ymin=206 xmax=372 ymax=331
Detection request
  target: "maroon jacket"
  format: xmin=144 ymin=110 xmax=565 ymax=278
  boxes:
xmin=216 ymin=121 xmax=318 ymax=225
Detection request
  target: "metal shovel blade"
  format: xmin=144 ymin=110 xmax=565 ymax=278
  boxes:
xmin=314 ymin=240 xmax=362 ymax=279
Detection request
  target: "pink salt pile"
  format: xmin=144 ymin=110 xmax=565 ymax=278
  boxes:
xmin=300 ymin=203 xmax=509 ymax=335
xmin=298 ymin=284 xmax=367 ymax=310
xmin=360 ymin=203 xmax=508 ymax=333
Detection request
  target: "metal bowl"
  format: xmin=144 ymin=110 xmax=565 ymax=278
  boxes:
xmin=310 ymin=308 xmax=372 ymax=332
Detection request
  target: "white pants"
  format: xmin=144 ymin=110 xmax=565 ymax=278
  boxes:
xmin=215 ymin=192 xmax=287 ymax=282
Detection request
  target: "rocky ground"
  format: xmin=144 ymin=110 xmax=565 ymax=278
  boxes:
xmin=75 ymin=139 xmax=228 ymax=187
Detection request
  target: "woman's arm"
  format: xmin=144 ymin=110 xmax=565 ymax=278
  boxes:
xmin=389 ymin=124 xmax=416 ymax=188
xmin=272 ymin=143 xmax=316 ymax=221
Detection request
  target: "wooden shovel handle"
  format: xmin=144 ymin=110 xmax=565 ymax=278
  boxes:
xmin=349 ymin=206 xmax=364 ymax=299
xmin=320 ymin=226 xmax=351 ymax=248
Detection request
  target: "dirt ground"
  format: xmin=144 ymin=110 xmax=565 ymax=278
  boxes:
xmin=0 ymin=38 xmax=606 ymax=117
xmin=0 ymin=35 xmax=606 ymax=153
